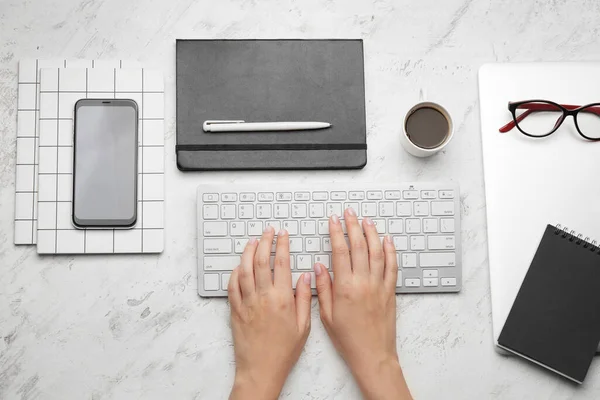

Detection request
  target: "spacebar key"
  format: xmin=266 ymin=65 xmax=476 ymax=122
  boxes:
xmin=204 ymin=256 xmax=240 ymax=271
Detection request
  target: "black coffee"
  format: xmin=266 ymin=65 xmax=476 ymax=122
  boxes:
xmin=405 ymin=107 xmax=450 ymax=149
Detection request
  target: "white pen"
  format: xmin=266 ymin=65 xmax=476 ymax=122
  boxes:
xmin=203 ymin=120 xmax=332 ymax=133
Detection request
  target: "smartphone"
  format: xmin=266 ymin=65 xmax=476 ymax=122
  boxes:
xmin=72 ymin=99 xmax=139 ymax=228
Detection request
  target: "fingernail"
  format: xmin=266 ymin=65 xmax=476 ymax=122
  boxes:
xmin=248 ymin=237 xmax=257 ymax=245
xmin=364 ymin=217 xmax=374 ymax=226
xmin=347 ymin=207 xmax=356 ymax=217
xmin=385 ymin=235 xmax=393 ymax=244
xmin=264 ymin=225 xmax=273 ymax=233
xmin=303 ymin=272 xmax=311 ymax=284
xmin=314 ymin=263 xmax=322 ymax=275
xmin=331 ymin=214 xmax=340 ymax=224
xmin=278 ymin=229 xmax=287 ymax=236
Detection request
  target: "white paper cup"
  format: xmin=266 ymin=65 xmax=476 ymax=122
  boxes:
xmin=400 ymin=102 xmax=454 ymax=157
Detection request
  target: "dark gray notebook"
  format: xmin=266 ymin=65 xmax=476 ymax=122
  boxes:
xmin=176 ymin=39 xmax=367 ymax=170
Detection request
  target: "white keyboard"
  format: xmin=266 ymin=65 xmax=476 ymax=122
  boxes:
xmin=197 ymin=183 xmax=461 ymax=297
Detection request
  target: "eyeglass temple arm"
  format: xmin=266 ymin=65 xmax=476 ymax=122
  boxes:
xmin=498 ymin=103 xmax=600 ymax=133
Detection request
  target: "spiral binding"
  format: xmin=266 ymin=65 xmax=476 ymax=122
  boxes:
xmin=554 ymin=224 xmax=600 ymax=255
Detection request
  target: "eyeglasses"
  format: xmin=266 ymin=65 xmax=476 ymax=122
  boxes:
xmin=499 ymin=100 xmax=600 ymax=141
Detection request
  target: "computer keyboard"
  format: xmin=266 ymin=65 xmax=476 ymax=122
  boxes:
xmin=197 ymin=183 xmax=461 ymax=297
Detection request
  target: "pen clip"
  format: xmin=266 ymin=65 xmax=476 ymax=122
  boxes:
xmin=203 ymin=120 xmax=245 ymax=131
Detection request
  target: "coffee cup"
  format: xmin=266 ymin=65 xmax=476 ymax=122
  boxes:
xmin=400 ymin=102 xmax=454 ymax=157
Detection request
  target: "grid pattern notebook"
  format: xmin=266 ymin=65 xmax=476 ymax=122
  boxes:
xmin=14 ymin=59 xmax=141 ymax=245
xmin=33 ymin=67 xmax=164 ymax=254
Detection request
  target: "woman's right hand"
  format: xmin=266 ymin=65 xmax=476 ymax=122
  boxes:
xmin=314 ymin=208 xmax=412 ymax=400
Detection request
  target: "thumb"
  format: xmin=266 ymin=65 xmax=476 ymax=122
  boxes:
xmin=295 ymin=272 xmax=312 ymax=331
xmin=314 ymin=263 xmax=333 ymax=323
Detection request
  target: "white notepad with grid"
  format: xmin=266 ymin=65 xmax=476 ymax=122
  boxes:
xmin=14 ymin=59 xmax=141 ymax=245
xmin=34 ymin=67 xmax=164 ymax=254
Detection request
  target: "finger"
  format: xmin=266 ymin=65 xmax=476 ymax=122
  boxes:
xmin=329 ymin=214 xmax=351 ymax=281
xmin=345 ymin=207 xmax=369 ymax=277
xmin=274 ymin=229 xmax=292 ymax=289
xmin=239 ymin=238 xmax=259 ymax=298
xmin=363 ymin=217 xmax=385 ymax=279
xmin=254 ymin=226 xmax=275 ymax=292
xmin=227 ymin=267 xmax=243 ymax=311
xmin=295 ymin=272 xmax=312 ymax=331
xmin=314 ymin=263 xmax=333 ymax=323
xmin=383 ymin=235 xmax=399 ymax=291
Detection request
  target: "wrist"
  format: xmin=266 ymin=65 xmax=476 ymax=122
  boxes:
xmin=351 ymin=355 xmax=411 ymax=400
xmin=230 ymin=370 xmax=284 ymax=400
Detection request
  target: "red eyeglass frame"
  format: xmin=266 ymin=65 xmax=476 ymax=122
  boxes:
xmin=499 ymin=100 xmax=600 ymax=141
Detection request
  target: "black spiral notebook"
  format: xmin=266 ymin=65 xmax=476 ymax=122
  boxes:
xmin=498 ymin=224 xmax=600 ymax=384
xmin=175 ymin=39 xmax=367 ymax=171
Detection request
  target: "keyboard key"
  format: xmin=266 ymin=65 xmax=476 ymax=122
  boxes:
xmin=301 ymin=220 xmax=316 ymax=235
xmin=413 ymin=201 xmax=429 ymax=216
xmin=292 ymin=203 xmax=307 ymax=218
xmin=331 ymin=191 xmax=347 ymax=200
xmin=222 ymin=274 xmax=231 ymax=290
xmin=362 ymin=202 xmax=377 ymax=217
xmin=315 ymin=254 xmax=330 ymax=269
xmin=323 ymin=237 xmax=332 ymax=252
xmin=326 ymin=203 xmax=343 ymax=217
xmin=405 ymin=278 xmax=420 ymax=287
xmin=203 ymin=204 xmax=219 ymax=220
xmin=204 ymin=256 xmax=239 ymax=271
xmin=393 ymin=236 xmax=408 ymax=251
xmin=423 ymin=218 xmax=438 ymax=233
xmin=379 ymin=202 xmax=394 ymax=217
xmin=423 ymin=269 xmax=438 ymax=278
xmin=292 ymin=272 xmax=317 ymax=289
xmin=274 ymin=204 xmax=289 ymax=219
xmin=289 ymin=237 xmax=303 ymax=253
xmin=441 ymin=277 xmax=457 ymax=286
xmin=240 ymin=192 xmax=255 ymax=202
xmin=257 ymin=204 xmax=272 ymax=219
xmin=313 ymin=191 xmax=328 ymax=201
xmin=234 ymin=238 xmax=249 ymax=253
xmin=295 ymin=192 xmax=310 ymax=201
xmin=248 ymin=221 xmax=263 ymax=236
xmin=203 ymin=221 xmax=227 ymax=236
xmin=258 ymin=192 xmax=274 ymax=201
xmin=385 ymin=190 xmax=401 ymax=200
xmin=305 ymin=237 xmax=320 ymax=252
xmin=289 ymin=256 xmax=295 ymax=270
xmin=431 ymin=201 xmax=455 ymax=216
xmin=424 ymin=278 xmax=439 ymax=287
xmin=309 ymin=203 xmax=325 ymax=218
xmin=239 ymin=204 xmax=254 ymax=219
xmin=440 ymin=218 xmax=455 ymax=233
xmin=204 ymin=274 xmax=220 ymax=291
xmin=410 ymin=236 xmax=425 ymax=250
xmin=204 ymin=238 xmax=233 ymax=254
xmin=405 ymin=219 xmax=421 ymax=233
xmin=428 ymin=236 xmax=456 ymax=250
xmin=403 ymin=190 xmax=418 ymax=199
xmin=297 ymin=254 xmax=312 ymax=270
xmin=420 ymin=252 xmax=456 ymax=267
xmin=222 ymin=193 xmax=237 ymax=202
xmin=367 ymin=191 xmax=383 ymax=200
xmin=203 ymin=193 xmax=219 ymax=202
xmin=388 ymin=219 xmax=403 ymax=234
xmin=283 ymin=220 xmax=298 ymax=235
xmin=344 ymin=202 xmax=360 ymax=215
xmin=439 ymin=190 xmax=454 ymax=199
xmin=221 ymin=204 xmax=236 ymax=219
xmin=230 ymin=222 xmax=245 ymax=236
xmin=372 ymin=219 xmax=386 ymax=234
xmin=396 ymin=201 xmax=411 ymax=216
xmin=276 ymin=192 xmax=292 ymax=201
xmin=401 ymin=252 xmax=417 ymax=267
xmin=266 ymin=220 xmax=281 ymax=232
xmin=421 ymin=190 xmax=436 ymax=199
xmin=349 ymin=191 xmax=365 ymax=200
xmin=318 ymin=220 xmax=329 ymax=235
xmin=396 ymin=270 xmax=403 ymax=287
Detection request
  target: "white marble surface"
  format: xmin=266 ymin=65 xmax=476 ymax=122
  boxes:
xmin=2 ymin=0 xmax=600 ymax=398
